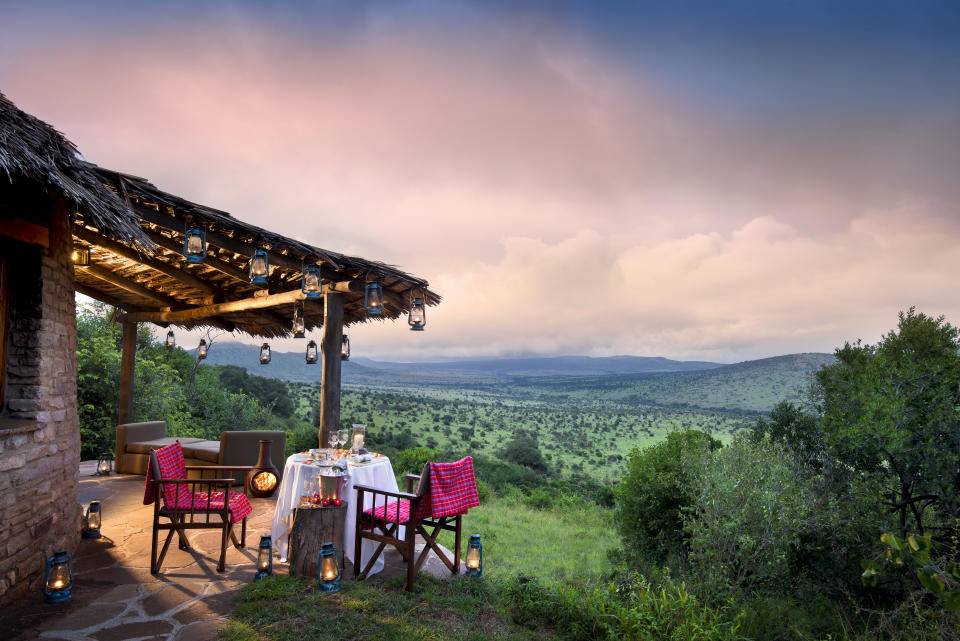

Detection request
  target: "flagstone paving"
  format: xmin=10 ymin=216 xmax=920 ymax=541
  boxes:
xmin=5 ymin=461 xmax=461 ymax=641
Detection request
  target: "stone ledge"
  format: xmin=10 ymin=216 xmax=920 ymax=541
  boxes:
xmin=0 ymin=419 xmax=40 ymax=436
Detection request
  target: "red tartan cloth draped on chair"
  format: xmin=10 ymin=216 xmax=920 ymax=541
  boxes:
xmin=144 ymin=441 xmax=253 ymax=573
xmin=354 ymin=456 xmax=480 ymax=591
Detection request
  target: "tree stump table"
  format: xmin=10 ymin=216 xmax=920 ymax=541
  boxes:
xmin=288 ymin=503 xmax=347 ymax=577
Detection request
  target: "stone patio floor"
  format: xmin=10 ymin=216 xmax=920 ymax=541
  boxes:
xmin=4 ymin=462 xmax=462 ymax=641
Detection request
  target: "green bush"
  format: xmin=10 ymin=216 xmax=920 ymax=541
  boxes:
xmin=393 ymin=447 xmax=443 ymax=474
xmin=614 ymin=430 xmax=721 ymax=563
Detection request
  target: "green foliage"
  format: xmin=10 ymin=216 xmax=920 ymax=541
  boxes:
xmin=501 ymin=433 xmax=548 ymax=473
xmin=614 ymin=430 xmax=721 ymax=563
xmin=218 ymin=365 xmax=294 ymax=417
xmin=864 ymin=532 xmax=960 ymax=611
xmin=749 ymin=401 xmax=823 ymax=467
xmin=393 ymin=446 xmax=443 ymax=475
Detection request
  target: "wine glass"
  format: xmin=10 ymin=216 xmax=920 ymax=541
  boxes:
xmin=337 ymin=429 xmax=349 ymax=450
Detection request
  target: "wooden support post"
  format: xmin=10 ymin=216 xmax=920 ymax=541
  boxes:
xmin=319 ymin=293 xmax=343 ymax=448
xmin=118 ymin=320 xmax=137 ymax=425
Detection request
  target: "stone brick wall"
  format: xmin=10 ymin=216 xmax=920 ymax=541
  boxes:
xmin=0 ymin=206 xmax=81 ymax=604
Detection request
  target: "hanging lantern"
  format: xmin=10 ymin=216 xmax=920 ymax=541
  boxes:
xmin=71 ymin=244 xmax=91 ymax=266
xmin=165 ymin=330 xmax=175 ymax=349
xmin=340 ymin=334 xmax=350 ymax=361
xmin=197 ymin=339 xmax=208 ymax=360
xmin=301 ymin=265 xmax=322 ymax=300
xmin=293 ymin=304 xmax=306 ymax=338
xmin=249 ymin=248 xmax=269 ymax=285
xmin=182 ymin=227 xmax=206 ymax=263
xmin=43 ymin=550 xmax=73 ymax=603
xmin=249 ymin=440 xmax=280 ymax=498
xmin=96 ymin=452 xmax=112 ymax=476
xmin=364 ymin=282 xmax=383 ymax=315
xmin=318 ymin=543 xmax=340 ymax=592
xmin=259 ymin=343 xmax=271 ymax=364
xmin=465 ymin=533 xmax=483 ymax=577
xmin=408 ymin=296 xmax=426 ymax=331
xmin=82 ymin=501 xmax=102 ymax=539
xmin=306 ymin=340 xmax=318 ymax=364
xmin=255 ymin=535 xmax=273 ymax=581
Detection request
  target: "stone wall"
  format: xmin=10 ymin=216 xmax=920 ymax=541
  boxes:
xmin=0 ymin=205 xmax=81 ymax=604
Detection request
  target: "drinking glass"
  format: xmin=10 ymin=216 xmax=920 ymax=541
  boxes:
xmin=337 ymin=429 xmax=349 ymax=449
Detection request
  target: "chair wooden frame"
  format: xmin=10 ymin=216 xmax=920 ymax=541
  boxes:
xmin=149 ymin=450 xmax=254 ymax=574
xmin=353 ymin=472 xmax=463 ymax=591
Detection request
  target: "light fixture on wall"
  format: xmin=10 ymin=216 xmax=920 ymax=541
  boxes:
xmin=249 ymin=248 xmax=269 ymax=285
xmin=408 ymin=295 xmax=426 ymax=331
xmin=182 ymin=225 xmax=206 ymax=263
xmin=293 ymin=303 xmax=305 ymax=338
xmin=301 ymin=264 xmax=322 ymax=300
xmin=197 ymin=339 xmax=208 ymax=360
xmin=340 ymin=334 xmax=350 ymax=361
xmin=165 ymin=330 xmax=175 ymax=349
xmin=71 ymin=244 xmax=90 ymax=266
xmin=364 ymin=282 xmax=383 ymax=315
xmin=259 ymin=343 xmax=271 ymax=364
xmin=306 ymin=340 xmax=318 ymax=364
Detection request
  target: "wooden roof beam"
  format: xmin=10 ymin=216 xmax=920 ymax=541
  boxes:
xmin=79 ymin=264 xmax=182 ymax=307
xmin=125 ymin=288 xmax=307 ymax=324
xmin=74 ymin=282 xmax=154 ymax=313
xmin=74 ymin=225 xmax=216 ymax=295
xmin=143 ymin=228 xmax=252 ymax=284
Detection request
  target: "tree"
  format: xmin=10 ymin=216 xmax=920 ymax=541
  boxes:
xmin=816 ymin=308 xmax=960 ymax=541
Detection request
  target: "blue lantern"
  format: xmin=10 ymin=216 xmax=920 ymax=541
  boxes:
xmin=408 ymin=297 xmax=426 ymax=331
xmin=82 ymin=501 xmax=102 ymax=539
xmin=182 ymin=227 xmax=206 ymax=263
xmin=197 ymin=339 xmax=208 ymax=360
xmin=301 ymin=265 xmax=322 ymax=300
xmin=255 ymin=535 xmax=273 ymax=581
xmin=465 ymin=533 xmax=482 ymax=578
xmin=364 ymin=282 xmax=383 ymax=315
xmin=44 ymin=550 xmax=73 ymax=602
xmin=293 ymin=304 xmax=306 ymax=338
xmin=249 ymin=248 xmax=269 ymax=285
xmin=259 ymin=343 xmax=271 ymax=364
xmin=318 ymin=543 xmax=340 ymax=592
xmin=306 ymin=340 xmax=318 ymax=364
xmin=340 ymin=334 xmax=350 ymax=361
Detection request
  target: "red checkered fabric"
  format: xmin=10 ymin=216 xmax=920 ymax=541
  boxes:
xmin=143 ymin=441 xmax=251 ymax=523
xmin=365 ymin=499 xmax=411 ymax=524
xmin=423 ymin=457 xmax=479 ymax=519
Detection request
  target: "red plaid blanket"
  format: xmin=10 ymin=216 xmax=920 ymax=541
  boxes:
xmin=422 ymin=457 xmax=479 ymax=519
xmin=143 ymin=441 xmax=251 ymax=523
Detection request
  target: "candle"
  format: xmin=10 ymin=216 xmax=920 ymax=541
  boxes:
xmin=353 ymin=434 xmax=363 ymax=451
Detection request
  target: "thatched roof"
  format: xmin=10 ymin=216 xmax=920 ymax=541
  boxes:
xmin=1 ymin=92 xmax=439 ymax=338
xmin=0 ymin=92 xmax=151 ymax=248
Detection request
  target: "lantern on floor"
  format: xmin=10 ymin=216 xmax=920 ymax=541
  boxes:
xmin=465 ymin=533 xmax=483 ymax=578
xmin=408 ymin=296 xmax=426 ymax=331
xmin=43 ymin=550 xmax=73 ymax=603
xmin=306 ymin=340 xmax=318 ymax=364
xmin=71 ymin=243 xmax=90 ymax=266
xmin=301 ymin=265 xmax=322 ymax=300
xmin=182 ymin=226 xmax=206 ymax=263
xmin=197 ymin=339 xmax=208 ymax=360
xmin=96 ymin=452 xmax=112 ymax=476
xmin=318 ymin=543 xmax=340 ymax=592
xmin=259 ymin=343 xmax=271 ymax=364
xmin=82 ymin=501 xmax=102 ymax=539
xmin=364 ymin=282 xmax=383 ymax=315
xmin=165 ymin=330 xmax=175 ymax=349
xmin=340 ymin=334 xmax=350 ymax=361
xmin=350 ymin=424 xmax=365 ymax=453
xmin=293 ymin=303 xmax=306 ymax=338
xmin=249 ymin=248 xmax=269 ymax=285
xmin=249 ymin=440 xmax=280 ymax=498
xmin=255 ymin=535 xmax=273 ymax=581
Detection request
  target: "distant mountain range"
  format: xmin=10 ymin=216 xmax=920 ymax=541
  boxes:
xmin=196 ymin=342 xmax=725 ymax=384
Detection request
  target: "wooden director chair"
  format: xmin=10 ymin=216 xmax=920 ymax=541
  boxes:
xmin=143 ymin=441 xmax=254 ymax=574
xmin=354 ymin=456 xmax=480 ymax=591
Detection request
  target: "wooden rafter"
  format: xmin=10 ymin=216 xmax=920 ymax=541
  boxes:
xmin=124 ymin=288 xmax=308 ymax=324
xmin=79 ymin=264 xmax=182 ymax=307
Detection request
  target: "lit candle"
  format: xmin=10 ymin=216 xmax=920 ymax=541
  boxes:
xmin=353 ymin=434 xmax=363 ymax=451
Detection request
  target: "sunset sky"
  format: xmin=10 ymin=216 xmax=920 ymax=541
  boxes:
xmin=2 ymin=1 xmax=959 ymax=362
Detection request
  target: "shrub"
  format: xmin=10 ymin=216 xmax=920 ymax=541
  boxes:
xmin=393 ymin=446 xmax=443 ymax=474
xmin=501 ymin=433 xmax=548 ymax=473
xmin=614 ymin=430 xmax=721 ymax=563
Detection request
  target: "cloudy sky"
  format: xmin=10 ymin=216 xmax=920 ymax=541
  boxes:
xmin=2 ymin=1 xmax=959 ymax=362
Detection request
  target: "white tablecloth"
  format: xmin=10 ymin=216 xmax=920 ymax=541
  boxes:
xmin=270 ymin=453 xmax=399 ymax=575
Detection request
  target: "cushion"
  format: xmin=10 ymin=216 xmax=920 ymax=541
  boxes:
xmin=126 ymin=437 xmax=204 ymax=455
xmin=181 ymin=441 xmax=221 ymax=463
xmin=364 ymin=499 xmax=411 ymax=525
xmin=164 ymin=491 xmax=252 ymax=523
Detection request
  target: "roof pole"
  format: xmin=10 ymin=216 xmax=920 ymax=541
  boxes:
xmin=318 ymin=293 xmax=343 ymax=449
xmin=117 ymin=319 xmax=137 ymax=426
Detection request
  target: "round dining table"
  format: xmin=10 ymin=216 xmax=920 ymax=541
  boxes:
xmin=270 ymin=453 xmax=399 ymax=576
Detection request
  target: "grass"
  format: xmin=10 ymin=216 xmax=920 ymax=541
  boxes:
xmin=220 ymin=573 xmax=563 ymax=641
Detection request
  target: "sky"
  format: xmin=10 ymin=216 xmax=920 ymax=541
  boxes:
xmin=2 ymin=1 xmax=959 ymax=362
